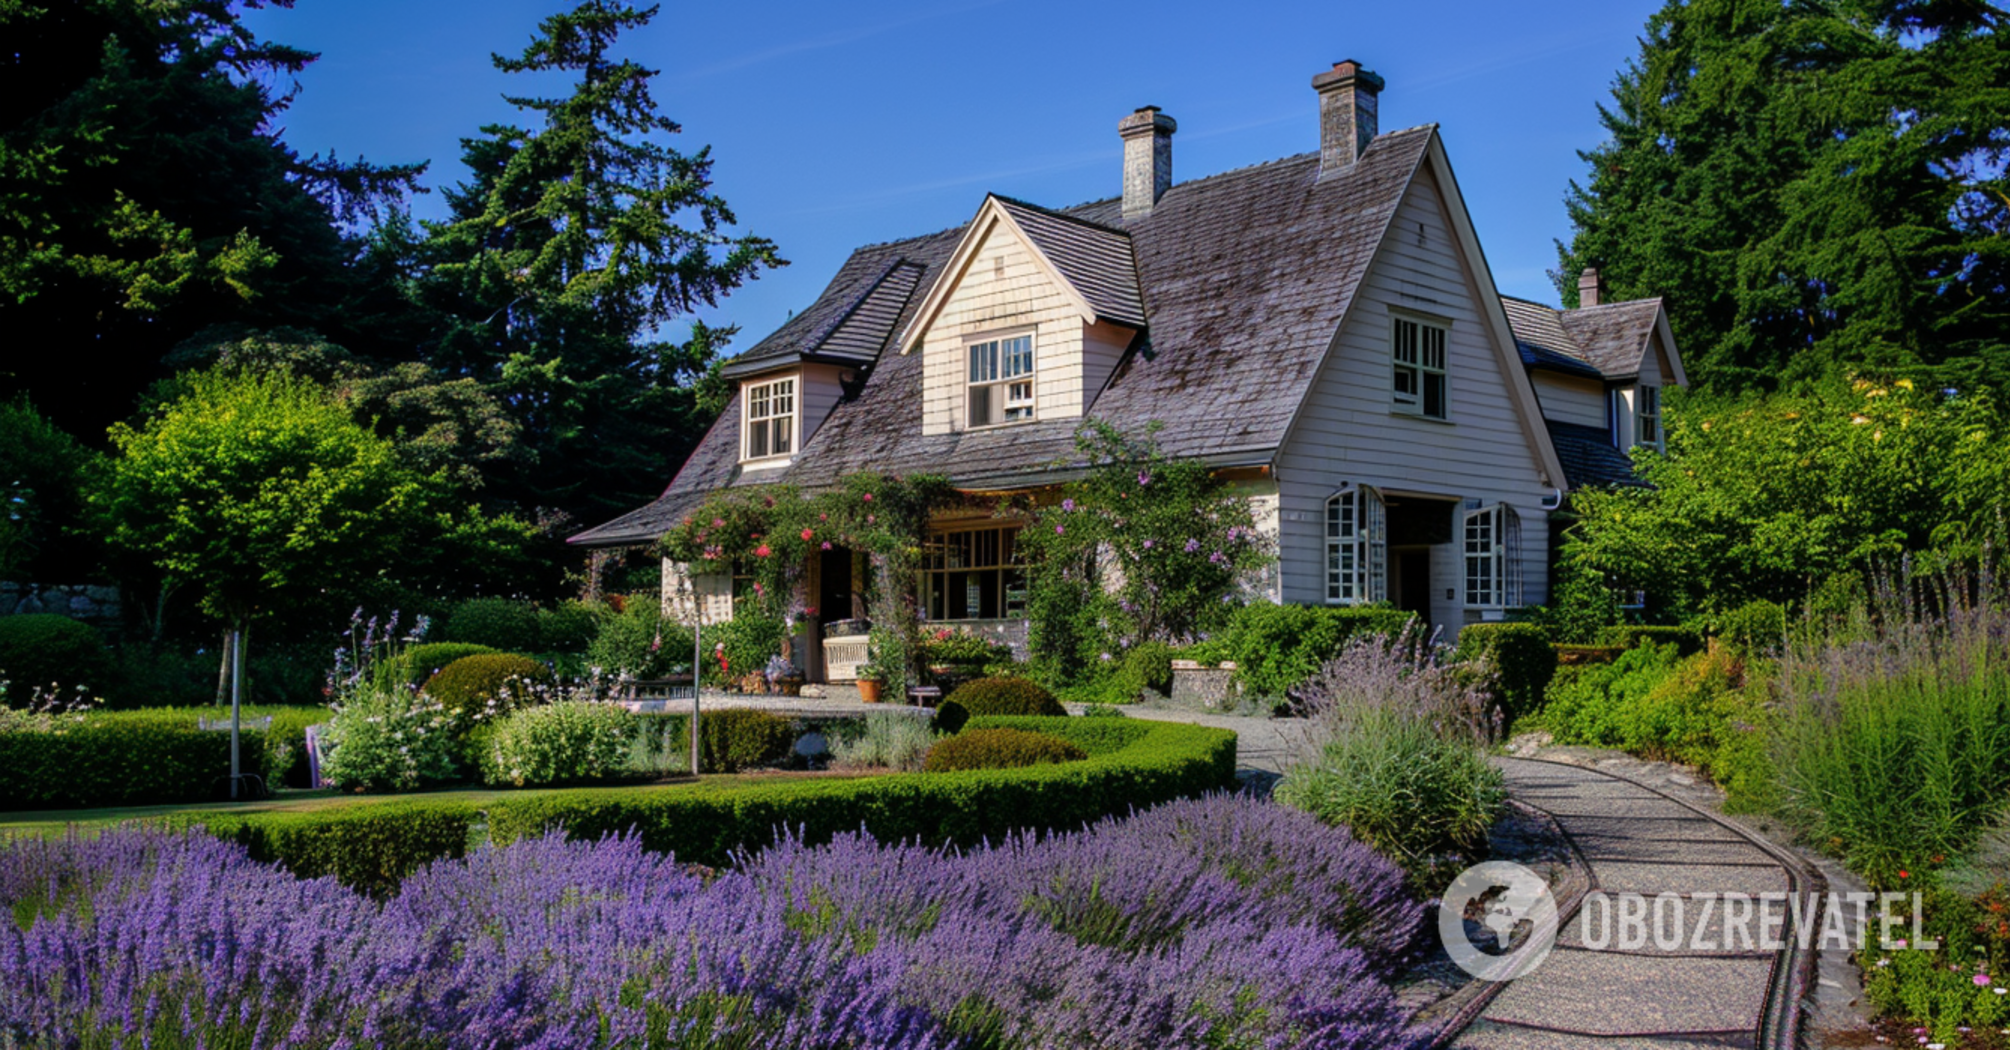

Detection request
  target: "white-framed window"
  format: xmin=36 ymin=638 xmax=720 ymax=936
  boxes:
xmin=967 ymin=334 xmax=1035 ymax=428
xmin=1325 ymin=485 xmax=1387 ymax=605
xmin=1392 ymin=316 xmax=1449 ymax=420
xmin=1462 ymin=503 xmax=1522 ymax=609
xmin=742 ymin=376 xmax=796 ymax=461
xmin=1636 ymin=385 xmax=1662 ymax=450
xmin=921 ymin=525 xmax=1025 ymax=620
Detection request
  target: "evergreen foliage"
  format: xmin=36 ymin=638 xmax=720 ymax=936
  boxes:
xmin=1558 ymin=0 xmax=2009 ymax=389
xmin=923 ymin=727 xmax=1088 ymax=772
xmin=406 ymin=1 xmax=782 ymax=526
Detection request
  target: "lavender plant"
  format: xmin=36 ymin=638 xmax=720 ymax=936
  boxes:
xmin=828 ymin=712 xmax=939 ymax=772
xmin=0 ymin=796 xmax=1429 ymax=1050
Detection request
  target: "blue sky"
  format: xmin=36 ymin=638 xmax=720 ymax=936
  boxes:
xmin=243 ymin=0 xmax=1662 ymax=349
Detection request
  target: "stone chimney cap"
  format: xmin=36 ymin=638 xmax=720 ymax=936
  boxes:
xmin=1312 ymin=60 xmax=1385 ymax=94
xmin=1119 ymin=106 xmax=1177 ymax=137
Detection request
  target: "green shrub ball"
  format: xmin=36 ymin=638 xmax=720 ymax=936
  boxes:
xmin=942 ymin=677 xmax=1065 ymax=717
xmin=422 ymin=653 xmax=554 ymax=716
xmin=923 ymin=726 xmax=1088 ymax=772
xmin=0 ymin=614 xmax=113 ymax=698
xmin=379 ymin=642 xmax=498 ymax=692
xmin=698 ymin=708 xmax=794 ymax=772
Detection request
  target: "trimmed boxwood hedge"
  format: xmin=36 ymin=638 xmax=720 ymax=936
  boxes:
xmin=0 ymin=715 xmax=267 ymax=809
xmin=171 ymin=715 xmax=1234 ymax=888
xmin=922 ymin=726 xmax=1086 ymax=772
xmin=176 ymin=801 xmax=479 ymax=898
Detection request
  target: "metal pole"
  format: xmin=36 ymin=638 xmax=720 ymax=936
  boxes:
xmin=689 ymin=566 xmax=702 ymax=777
xmin=230 ymin=626 xmax=244 ymax=800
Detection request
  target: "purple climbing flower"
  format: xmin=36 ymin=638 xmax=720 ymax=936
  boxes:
xmin=1184 ymin=538 xmax=1201 ymax=553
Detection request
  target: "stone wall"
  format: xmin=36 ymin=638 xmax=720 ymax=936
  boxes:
xmin=0 ymin=583 xmax=122 ymax=634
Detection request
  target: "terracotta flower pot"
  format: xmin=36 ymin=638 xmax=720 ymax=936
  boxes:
xmin=857 ymin=679 xmax=884 ymax=703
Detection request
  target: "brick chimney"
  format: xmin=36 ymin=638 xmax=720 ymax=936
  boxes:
xmin=1578 ymin=267 xmax=1605 ymax=308
xmin=1313 ymin=59 xmax=1383 ymax=176
xmin=1119 ymin=106 xmax=1175 ymax=220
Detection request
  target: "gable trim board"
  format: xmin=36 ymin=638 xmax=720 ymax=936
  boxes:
xmin=1268 ymin=129 xmax=1567 ymax=495
xmin=899 ymin=198 xmax=1119 ymax=355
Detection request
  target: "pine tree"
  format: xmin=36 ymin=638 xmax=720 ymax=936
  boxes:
xmin=412 ymin=1 xmax=782 ymax=527
xmin=1557 ymin=0 xmax=2007 ymax=391
xmin=0 ymin=0 xmax=424 ymax=437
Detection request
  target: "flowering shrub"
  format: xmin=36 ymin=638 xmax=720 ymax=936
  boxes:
xmin=1017 ymin=422 xmax=1272 ymax=685
xmin=0 ymin=796 xmax=1428 ymax=1049
xmin=1277 ymin=626 xmax=1505 ymax=887
xmin=318 ymin=690 xmax=460 ymax=792
xmin=1861 ymin=884 xmax=2010 ymax=1044
xmin=586 ymin=593 xmax=692 ymax=679
xmin=480 ymin=700 xmax=637 ymax=787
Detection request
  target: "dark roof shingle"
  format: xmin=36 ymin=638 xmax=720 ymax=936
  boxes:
xmin=1546 ymin=420 xmax=1646 ymax=489
xmin=574 ymin=129 xmax=1439 ymax=546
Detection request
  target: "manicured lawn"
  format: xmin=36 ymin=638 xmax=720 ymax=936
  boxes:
xmin=0 ymin=769 xmax=872 ymax=837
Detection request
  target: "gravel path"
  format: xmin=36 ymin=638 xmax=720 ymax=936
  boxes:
xmin=1444 ymin=757 xmax=1822 ymax=1049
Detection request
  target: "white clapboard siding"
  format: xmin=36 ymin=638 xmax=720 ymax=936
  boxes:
xmin=1532 ymin=372 xmax=1608 ymax=428
xmin=920 ymin=218 xmax=1096 ymax=434
xmin=1273 ymin=163 xmax=1551 ymax=627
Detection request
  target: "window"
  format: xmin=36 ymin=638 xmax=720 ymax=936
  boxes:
xmin=1462 ymin=503 xmax=1522 ymax=609
xmin=967 ymin=334 xmax=1035 ymax=427
xmin=1636 ymin=385 xmax=1662 ymax=449
xmin=921 ymin=525 xmax=1026 ymax=620
xmin=743 ymin=377 xmax=796 ymax=460
xmin=1392 ymin=317 xmax=1448 ymax=419
xmin=1325 ymin=485 xmax=1387 ymax=605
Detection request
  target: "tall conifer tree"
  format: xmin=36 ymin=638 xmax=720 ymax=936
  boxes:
xmin=413 ymin=1 xmax=782 ymax=527
xmin=1558 ymin=0 xmax=2007 ymax=390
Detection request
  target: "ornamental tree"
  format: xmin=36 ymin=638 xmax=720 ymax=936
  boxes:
xmin=1016 ymin=421 xmax=1272 ymax=685
xmin=97 ymin=368 xmax=532 ymax=641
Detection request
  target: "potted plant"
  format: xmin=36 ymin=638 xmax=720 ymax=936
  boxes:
xmin=765 ymin=654 xmax=804 ymax=697
xmin=854 ymin=663 xmax=885 ymax=703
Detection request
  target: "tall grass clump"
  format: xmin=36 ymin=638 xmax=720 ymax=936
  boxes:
xmin=828 ymin=712 xmax=937 ymax=772
xmin=1276 ymin=625 xmax=1506 ymax=889
xmin=1772 ymin=566 xmax=2010 ymax=886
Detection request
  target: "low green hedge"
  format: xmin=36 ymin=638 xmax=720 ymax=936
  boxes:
xmin=922 ymin=726 xmax=1087 ymax=772
xmin=1595 ymin=625 xmax=1704 ymax=656
xmin=0 ymin=706 xmax=331 ymax=809
xmin=176 ymin=801 xmax=479 ymax=898
xmin=0 ymin=715 xmax=266 ymax=809
xmin=1189 ymin=603 xmax=1415 ymax=701
xmin=1456 ymin=622 xmax=1557 ymax=724
xmin=170 ymin=716 xmax=1233 ymax=887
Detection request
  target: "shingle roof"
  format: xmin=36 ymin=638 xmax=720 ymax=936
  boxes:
xmin=573 ymin=128 xmax=1441 ymax=547
xmin=1499 ymin=294 xmax=1664 ymax=381
xmin=1558 ymin=298 xmax=1663 ymax=378
xmin=990 ymin=196 xmax=1146 ymax=328
xmin=1546 ymin=420 xmax=1646 ymax=489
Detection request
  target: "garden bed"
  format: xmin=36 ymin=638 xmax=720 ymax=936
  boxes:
xmin=162 ymin=716 xmax=1235 ymax=893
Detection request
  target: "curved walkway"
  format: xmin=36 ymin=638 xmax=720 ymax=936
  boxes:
xmin=1444 ymin=758 xmax=1822 ymax=1049
xmin=1117 ymin=708 xmax=1822 ymax=1048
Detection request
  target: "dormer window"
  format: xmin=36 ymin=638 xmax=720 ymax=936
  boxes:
xmin=1636 ymin=385 xmax=1662 ymax=450
xmin=742 ymin=376 xmax=796 ymax=461
xmin=1392 ymin=315 xmax=1448 ymax=419
xmin=967 ymin=334 xmax=1035 ymax=428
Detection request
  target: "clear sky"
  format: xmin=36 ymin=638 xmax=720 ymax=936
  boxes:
xmin=242 ymin=0 xmax=1661 ymax=349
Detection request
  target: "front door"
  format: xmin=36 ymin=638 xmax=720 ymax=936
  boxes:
xmin=1396 ymin=548 xmax=1433 ymax=627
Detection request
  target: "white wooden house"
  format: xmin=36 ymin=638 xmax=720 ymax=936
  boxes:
xmin=572 ymin=60 xmax=1689 ymax=679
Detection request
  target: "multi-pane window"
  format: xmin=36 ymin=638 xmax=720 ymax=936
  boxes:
xmin=1392 ymin=317 xmax=1449 ymax=420
xmin=1325 ymin=485 xmax=1387 ymax=605
xmin=743 ymin=377 xmax=796 ymax=460
xmin=922 ymin=525 xmax=1026 ymax=620
xmin=1462 ymin=503 xmax=1522 ymax=609
xmin=967 ymin=335 xmax=1035 ymax=427
xmin=1636 ymin=385 xmax=1662 ymax=449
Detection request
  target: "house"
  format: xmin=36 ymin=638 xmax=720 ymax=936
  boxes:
xmin=570 ymin=60 xmax=1688 ymax=678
